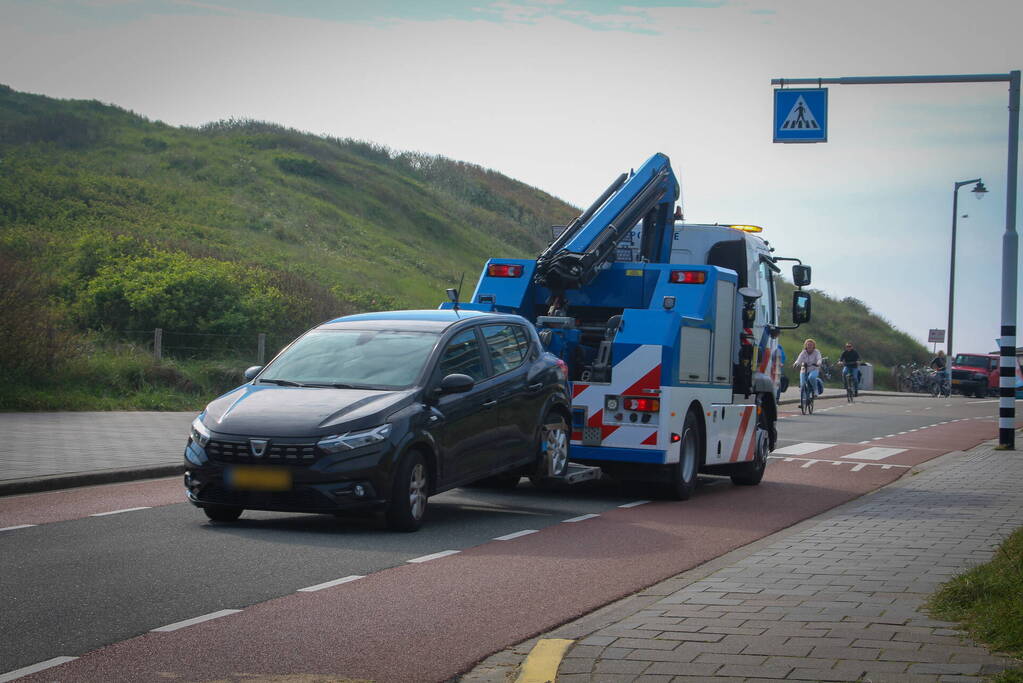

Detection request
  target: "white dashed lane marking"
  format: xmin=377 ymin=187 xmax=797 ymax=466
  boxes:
xmin=494 ymin=529 xmax=538 ymax=541
xmin=297 ymin=575 xmax=364 ymax=592
xmin=407 ymin=550 xmax=460 ymax=564
xmin=563 ymin=514 xmax=599 ymax=523
xmin=618 ymin=500 xmax=651 ymax=508
xmin=90 ymin=507 xmax=151 ymax=517
xmin=0 ymin=656 xmax=78 ymax=682
xmin=152 ymin=609 xmax=242 ymax=632
xmin=0 ymin=524 xmax=36 ymax=532
xmin=770 ymin=455 xmax=910 ymax=470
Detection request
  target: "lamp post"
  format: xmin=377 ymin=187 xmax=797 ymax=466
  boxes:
xmin=947 ymin=178 xmax=987 ymax=383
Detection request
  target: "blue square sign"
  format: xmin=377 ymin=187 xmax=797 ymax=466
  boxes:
xmin=774 ymin=88 xmax=828 ymax=143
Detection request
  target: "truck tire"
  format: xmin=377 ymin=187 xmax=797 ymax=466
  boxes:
xmin=731 ymin=420 xmax=769 ymax=487
xmin=669 ymin=410 xmax=700 ymax=501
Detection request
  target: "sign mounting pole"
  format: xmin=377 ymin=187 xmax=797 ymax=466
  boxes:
xmin=771 ymin=72 xmax=1020 ymax=449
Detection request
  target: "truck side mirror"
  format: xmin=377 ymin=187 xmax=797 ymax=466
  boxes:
xmin=792 ymin=265 xmax=812 ymax=287
xmin=792 ymin=291 xmax=812 ymax=325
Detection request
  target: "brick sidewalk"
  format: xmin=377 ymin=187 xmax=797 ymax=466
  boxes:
xmin=463 ymin=440 xmax=1023 ymax=682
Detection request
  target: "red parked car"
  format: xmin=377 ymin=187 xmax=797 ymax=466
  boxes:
xmin=950 ymin=353 xmax=998 ymax=398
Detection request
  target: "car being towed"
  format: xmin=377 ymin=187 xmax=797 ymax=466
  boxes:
xmin=184 ymin=310 xmax=571 ymax=531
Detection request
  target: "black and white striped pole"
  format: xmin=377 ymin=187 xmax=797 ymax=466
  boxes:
xmin=771 ymin=72 xmax=1019 ymax=449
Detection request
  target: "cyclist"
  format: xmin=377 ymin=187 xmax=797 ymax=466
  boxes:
xmin=930 ymin=349 xmax=950 ymax=396
xmin=793 ymin=338 xmax=822 ymax=401
xmin=838 ymin=342 xmax=862 ymax=396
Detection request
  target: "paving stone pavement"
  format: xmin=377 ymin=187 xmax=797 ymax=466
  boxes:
xmin=0 ymin=411 xmax=192 ymax=481
xmin=462 ymin=441 xmax=1023 ymax=682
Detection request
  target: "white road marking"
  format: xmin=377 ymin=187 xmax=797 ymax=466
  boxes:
xmin=967 ymin=400 xmax=999 ymax=404
xmin=800 ymin=460 xmax=819 ymax=468
xmin=0 ymin=656 xmax=78 ymax=682
xmin=841 ymin=447 xmax=907 ymax=461
xmin=407 ymin=550 xmax=460 ymax=563
xmin=772 ymin=442 xmax=835 ymax=456
xmin=769 ymin=455 xmax=910 ymax=470
xmin=897 ymin=432 xmax=907 ymax=435
xmin=152 ymin=609 xmax=242 ymax=632
xmin=872 ymin=437 xmax=884 ymax=440
xmin=90 ymin=507 xmax=151 ymax=517
xmin=297 ymin=575 xmax=364 ymax=592
xmin=884 ymin=434 xmax=896 ymax=438
xmin=925 ymin=407 xmax=933 ymax=410
xmin=850 ymin=463 xmax=867 ymax=472
xmin=494 ymin=529 xmax=539 ymax=541
xmin=0 ymin=524 xmax=36 ymax=532
xmin=618 ymin=500 xmax=651 ymax=508
xmin=563 ymin=514 xmax=599 ymax=523
xmin=858 ymin=440 xmax=871 ymax=444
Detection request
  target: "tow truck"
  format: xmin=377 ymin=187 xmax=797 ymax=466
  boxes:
xmin=442 ymin=153 xmax=812 ymax=498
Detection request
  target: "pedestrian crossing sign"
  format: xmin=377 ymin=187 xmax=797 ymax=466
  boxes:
xmin=774 ymin=88 xmax=828 ymax=143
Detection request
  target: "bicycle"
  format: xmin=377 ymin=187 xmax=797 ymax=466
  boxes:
xmin=799 ymin=363 xmax=815 ymax=415
xmin=838 ymin=362 xmax=861 ymax=403
xmin=930 ymin=371 xmax=950 ymax=398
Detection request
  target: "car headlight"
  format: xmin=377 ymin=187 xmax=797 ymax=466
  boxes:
xmin=190 ymin=416 xmax=211 ymax=447
xmin=318 ymin=424 xmax=392 ymax=453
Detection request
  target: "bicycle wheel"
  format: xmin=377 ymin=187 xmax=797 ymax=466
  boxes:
xmin=846 ymin=379 xmax=854 ymax=403
xmin=807 ymin=393 xmax=814 ymax=414
xmin=799 ymin=386 xmax=807 ymax=415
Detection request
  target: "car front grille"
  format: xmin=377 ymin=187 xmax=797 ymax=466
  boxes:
xmin=951 ymin=369 xmax=974 ymax=381
xmin=206 ymin=439 xmax=317 ymax=465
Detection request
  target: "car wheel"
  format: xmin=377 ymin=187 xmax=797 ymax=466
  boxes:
xmin=669 ymin=410 xmax=700 ymax=500
xmin=203 ymin=505 xmax=243 ymax=522
xmin=976 ymin=387 xmax=987 ymax=399
xmin=386 ymin=452 xmax=428 ymax=532
xmin=529 ymin=416 xmax=569 ymax=489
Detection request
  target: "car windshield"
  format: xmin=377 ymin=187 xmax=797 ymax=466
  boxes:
xmin=954 ymin=355 xmax=990 ymax=368
xmin=259 ymin=329 xmax=440 ymax=389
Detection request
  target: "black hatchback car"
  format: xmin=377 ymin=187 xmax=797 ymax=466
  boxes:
xmin=184 ymin=310 xmax=570 ymax=531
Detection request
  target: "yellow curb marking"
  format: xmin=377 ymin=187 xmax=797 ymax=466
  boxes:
xmin=516 ymin=638 xmax=574 ymax=683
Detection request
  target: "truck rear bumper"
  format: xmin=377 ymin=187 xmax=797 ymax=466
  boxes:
xmin=571 ymin=445 xmax=667 ymax=464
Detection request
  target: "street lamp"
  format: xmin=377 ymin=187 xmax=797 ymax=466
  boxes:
xmin=947 ymin=178 xmax=987 ymax=382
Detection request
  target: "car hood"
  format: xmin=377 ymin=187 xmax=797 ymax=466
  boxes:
xmin=951 ymin=363 xmax=988 ymax=372
xmin=202 ymin=384 xmax=417 ymax=437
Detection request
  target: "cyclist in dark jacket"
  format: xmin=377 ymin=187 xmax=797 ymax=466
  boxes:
xmin=838 ymin=342 xmax=862 ymax=395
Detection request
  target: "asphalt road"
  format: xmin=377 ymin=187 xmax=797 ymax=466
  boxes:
xmin=0 ymin=393 xmax=1010 ymax=682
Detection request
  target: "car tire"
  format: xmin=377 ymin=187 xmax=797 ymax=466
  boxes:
xmin=668 ymin=410 xmax=700 ymax=501
xmin=386 ymin=451 xmax=429 ymax=532
xmin=976 ymin=387 xmax=987 ymax=399
xmin=529 ymin=416 xmax=569 ymax=489
xmin=203 ymin=505 xmax=243 ymax=522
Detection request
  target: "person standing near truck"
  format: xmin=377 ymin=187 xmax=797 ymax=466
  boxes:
xmin=838 ymin=342 xmax=862 ymax=396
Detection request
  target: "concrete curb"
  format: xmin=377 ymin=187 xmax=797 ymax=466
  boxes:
xmin=0 ymin=464 xmax=183 ymax=497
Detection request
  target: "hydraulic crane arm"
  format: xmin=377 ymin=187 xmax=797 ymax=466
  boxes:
xmin=534 ymin=153 xmax=680 ymax=292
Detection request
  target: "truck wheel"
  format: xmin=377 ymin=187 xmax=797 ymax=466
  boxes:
xmin=203 ymin=505 xmax=243 ymax=522
xmin=529 ymin=416 xmax=569 ymax=489
xmin=669 ymin=410 xmax=700 ymax=501
xmin=386 ymin=452 xmax=428 ymax=532
xmin=731 ymin=422 xmax=769 ymax=486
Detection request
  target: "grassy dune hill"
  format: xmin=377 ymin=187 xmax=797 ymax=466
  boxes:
xmin=0 ymin=85 xmax=927 ymax=409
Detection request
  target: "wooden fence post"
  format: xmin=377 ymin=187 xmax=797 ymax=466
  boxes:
xmin=257 ymin=333 xmax=266 ymax=364
xmin=154 ymin=328 xmax=162 ymax=361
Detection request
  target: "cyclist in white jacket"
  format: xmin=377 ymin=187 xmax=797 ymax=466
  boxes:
xmin=794 ymin=338 xmax=822 ymax=398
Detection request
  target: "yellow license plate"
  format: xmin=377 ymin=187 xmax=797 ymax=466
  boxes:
xmin=227 ymin=466 xmax=292 ymax=491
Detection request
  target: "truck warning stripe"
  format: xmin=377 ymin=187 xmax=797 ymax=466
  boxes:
xmin=729 ymin=406 xmax=755 ymax=462
xmin=572 ymin=383 xmax=589 ymax=399
xmin=641 ymin=431 xmax=658 ymax=446
xmin=622 ymin=364 xmax=661 ymax=396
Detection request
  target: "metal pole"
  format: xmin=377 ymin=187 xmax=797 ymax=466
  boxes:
xmin=998 ymin=70 xmax=1019 ymax=450
xmin=154 ymin=328 xmax=162 ymax=362
xmin=772 ymin=71 xmax=1018 ymax=448
xmin=948 ymin=186 xmax=958 ymax=366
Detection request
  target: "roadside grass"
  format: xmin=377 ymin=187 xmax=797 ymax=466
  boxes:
xmin=0 ymin=347 xmax=245 ymax=412
xmin=927 ymin=527 xmax=1023 ymax=681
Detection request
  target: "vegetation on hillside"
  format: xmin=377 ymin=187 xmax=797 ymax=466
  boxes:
xmin=0 ymin=84 xmax=930 ymax=409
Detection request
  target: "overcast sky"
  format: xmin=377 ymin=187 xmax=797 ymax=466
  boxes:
xmin=2 ymin=0 xmax=1021 ymax=354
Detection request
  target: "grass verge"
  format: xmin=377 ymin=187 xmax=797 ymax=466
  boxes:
xmin=927 ymin=527 xmax=1023 ymax=681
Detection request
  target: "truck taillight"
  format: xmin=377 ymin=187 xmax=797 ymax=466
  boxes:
xmin=488 ymin=263 xmax=523 ymax=278
xmin=624 ymin=397 xmax=660 ymax=412
xmin=669 ymin=270 xmax=706 ymax=284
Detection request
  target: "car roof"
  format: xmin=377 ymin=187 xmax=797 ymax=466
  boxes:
xmin=319 ymin=309 xmax=519 ymax=332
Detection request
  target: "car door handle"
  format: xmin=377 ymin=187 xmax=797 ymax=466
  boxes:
xmin=528 ymin=382 xmax=544 ymax=392
xmin=481 ymin=400 xmax=498 ymax=409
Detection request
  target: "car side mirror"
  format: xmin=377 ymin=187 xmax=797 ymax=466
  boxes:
xmin=244 ymin=365 xmax=263 ymax=381
xmin=792 ymin=291 xmax=812 ymax=325
xmin=437 ymin=373 xmax=474 ymax=395
xmin=792 ymin=264 xmax=812 ymax=287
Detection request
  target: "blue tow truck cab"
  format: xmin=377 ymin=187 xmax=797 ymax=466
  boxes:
xmin=443 ymin=153 xmax=813 ymax=498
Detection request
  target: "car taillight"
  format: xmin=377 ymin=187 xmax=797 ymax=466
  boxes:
xmin=669 ymin=270 xmax=706 ymax=284
xmin=488 ymin=263 xmax=523 ymax=278
xmin=624 ymin=397 xmax=660 ymax=412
